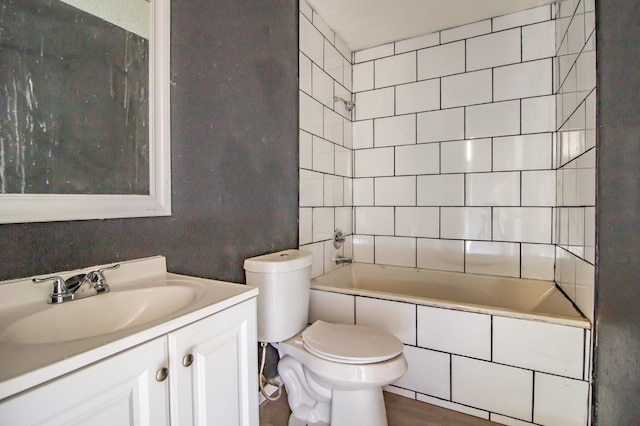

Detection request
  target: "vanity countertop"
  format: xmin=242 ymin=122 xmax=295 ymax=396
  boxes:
xmin=0 ymin=256 xmax=258 ymax=400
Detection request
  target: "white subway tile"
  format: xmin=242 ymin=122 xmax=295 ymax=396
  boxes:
xmin=299 ymin=53 xmax=312 ymax=94
xmin=354 ymin=147 xmax=394 ymax=177
xmin=334 ymin=35 xmax=352 ymax=67
xmin=324 ymin=41 xmax=344 ymax=86
xmin=334 ymin=145 xmax=352 ymax=177
xmin=494 ymin=59 xmax=553 ymax=101
xmin=522 ymin=95 xmax=556 ymax=134
xmin=441 ymin=207 xmax=492 ymax=240
xmin=300 ymin=169 xmax=324 ymax=207
xmin=354 ymin=43 xmax=394 ymax=63
xmin=309 ymin=290 xmax=354 ymax=324
xmin=335 ymin=207 xmax=352 ymax=235
xmin=355 ymin=207 xmax=395 ymax=235
xmin=323 ymin=108 xmax=344 ymax=145
xmin=395 ymin=143 xmax=440 ymax=176
xmin=441 ymin=20 xmax=491 ymax=43
xmin=312 ymin=11 xmax=333 ymax=43
xmin=465 ymin=241 xmax=520 ymax=277
xmin=375 ymin=176 xmax=416 ymax=206
xmin=493 ymin=317 xmax=585 ymax=379
xmin=299 ymin=131 xmax=313 ymax=169
xmin=575 ymin=259 xmax=595 ymax=322
xmin=490 ymin=413 xmax=533 ymax=426
xmin=584 ymin=206 xmax=595 ymax=264
xmin=521 ymin=243 xmax=555 ymax=280
xmin=299 ymin=208 xmax=312 ymax=245
xmin=522 ymin=170 xmax=556 ymax=206
xmin=355 ymin=87 xmax=395 ymax=120
xmin=418 ymin=108 xmax=465 ymax=143
xmin=493 ymin=207 xmax=552 ymax=244
xmin=312 ymin=137 xmax=334 ymax=174
xmin=299 ymin=14 xmax=324 ymax=66
xmin=374 ymin=236 xmax=417 ymax=268
xmin=466 ymin=100 xmax=520 ymax=139
xmin=493 ymin=5 xmax=552 ymax=31
xmin=300 ymin=242 xmax=325 ymax=278
xmin=417 ymin=174 xmax=465 ymax=206
xmin=323 ymin=174 xmax=344 ymax=207
xmin=417 ymin=238 xmax=465 ymax=272
xmin=493 ymin=134 xmax=553 ymax=171
xmin=466 ymin=172 xmax=520 ymax=206
xmin=395 ymin=346 xmax=450 ymax=399
xmin=452 ymin=356 xmax=533 ymax=421
xmin=396 ymin=207 xmax=439 ymax=238
xmin=356 ymin=297 xmax=416 ymax=345
xmin=312 ymin=207 xmax=334 ymax=242
xmin=417 ymin=41 xmax=465 ymax=80
xmin=299 ymin=0 xmax=312 ymax=19
xmin=353 ymin=120 xmax=374 ymax=149
xmin=523 ymin=20 xmax=556 ymax=61
xmin=576 ymin=150 xmax=596 ymax=206
xmin=396 ymin=32 xmax=440 ymax=54
xmin=534 ymin=373 xmax=590 ymax=426
xmin=353 ymin=178 xmax=374 ymax=206
xmin=375 ymin=52 xmax=417 ymax=88
xmin=300 ymin=92 xmax=324 ymax=137
xmin=343 ymin=120 xmax=353 ymax=149
xmin=467 ymin=28 xmax=521 ymax=71
xmin=374 ymin=115 xmax=416 ymax=147
xmin=418 ymin=395 xmax=490 ymax=420
xmin=442 ymin=70 xmax=492 ymax=108
xmin=441 ymin=139 xmax=492 ymax=173
xmin=353 ymin=234 xmax=375 ymax=263
xmin=396 ymin=79 xmax=440 ymax=114
xmin=418 ymin=306 xmax=491 ymax=360
xmin=353 ymin=61 xmax=374 ymax=93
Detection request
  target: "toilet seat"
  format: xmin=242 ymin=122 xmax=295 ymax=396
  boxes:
xmin=301 ymin=320 xmax=403 ymax=365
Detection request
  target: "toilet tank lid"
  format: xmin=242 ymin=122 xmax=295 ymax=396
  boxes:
xmin=243 ymin=249 xmax=313 ymax=273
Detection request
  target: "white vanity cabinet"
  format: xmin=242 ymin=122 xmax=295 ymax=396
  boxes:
xmin=0 ymin=299 xmax=258 ymax=425
xmin=0 ymin=336 xmax=170 ymax=425
xmin=169 ymin=297 xmax=258 ymax=425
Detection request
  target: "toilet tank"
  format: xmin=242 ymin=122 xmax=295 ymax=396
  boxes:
xmin=243 ymin=249 xmax=313 ymax=343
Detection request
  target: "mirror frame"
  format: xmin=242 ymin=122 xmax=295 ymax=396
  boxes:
xmin=0 ymin=0 xmax=171 ymax=224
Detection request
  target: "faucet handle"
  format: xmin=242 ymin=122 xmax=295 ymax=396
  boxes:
xmin=86 ymin=263 xmax=120 ymax=293
xmin=33 ymin=275 xmax=72 ymax=304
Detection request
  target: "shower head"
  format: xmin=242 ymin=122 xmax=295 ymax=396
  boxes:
xmin=334 ymin=96 xmax=355 ymax=112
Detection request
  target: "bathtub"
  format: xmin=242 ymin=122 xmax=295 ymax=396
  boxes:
xmin=311 ymin=263 xmax=588 ymax=328
xmin=309 ymin=263 xmax=592 ymax=425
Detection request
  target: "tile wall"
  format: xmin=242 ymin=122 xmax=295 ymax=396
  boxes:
xmin=298 ymin=1 xmax=354 ymax=277
xmin=553 ymin=0 xmax=596 ymax=321
xmin=350 ymin=5 xmax=558 ymax=283
xmin=310 ymin=289 xmax=592 ymax=426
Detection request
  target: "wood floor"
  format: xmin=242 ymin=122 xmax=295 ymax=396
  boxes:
xmin=259 ymin=390 xmax=500 ymax=426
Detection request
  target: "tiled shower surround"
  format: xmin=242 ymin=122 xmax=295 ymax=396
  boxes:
xmin=298 ymin=1 xmax=595 ymax=425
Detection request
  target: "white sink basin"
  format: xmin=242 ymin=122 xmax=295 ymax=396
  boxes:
xmin=1 ymin=286 xmax=201 ymax=344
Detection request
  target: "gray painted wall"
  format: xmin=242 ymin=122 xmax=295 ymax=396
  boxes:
xmin=594 ymin=0 xmax=640 ymax=424
xmin=0 ymin=0 xmax=299 ymax=283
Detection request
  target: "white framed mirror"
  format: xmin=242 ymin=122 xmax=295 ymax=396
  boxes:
xmin=0 ymin=0 xmax=170 ymax=223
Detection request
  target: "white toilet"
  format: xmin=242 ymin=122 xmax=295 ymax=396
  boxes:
xmin=244 ymin=249 xmax=407 ymax=426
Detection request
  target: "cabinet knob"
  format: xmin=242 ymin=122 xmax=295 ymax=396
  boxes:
xmin=156 ymin=367 xmax=169 ymax=382
xmin=182 ymin=354 xmax=194 ymax=367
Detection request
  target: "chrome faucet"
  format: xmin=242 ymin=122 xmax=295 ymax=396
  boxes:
xmin=33 ymin=264 xmax=119 ymax=304
xmin=332 ymin=255 xmax=353 ymax=265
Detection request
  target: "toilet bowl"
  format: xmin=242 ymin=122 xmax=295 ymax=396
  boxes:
xmin=275 ymin=321 xmax=407 ymax=426
xmin=243 ymin=249 xmax=407 ymax=426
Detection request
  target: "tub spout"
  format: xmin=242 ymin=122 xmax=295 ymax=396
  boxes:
xmin=332 ymin=255 xmax=353 ymax=265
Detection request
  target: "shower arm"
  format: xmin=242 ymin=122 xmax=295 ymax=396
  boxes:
xmin=334 ymin=96 xmax=355 ymax=112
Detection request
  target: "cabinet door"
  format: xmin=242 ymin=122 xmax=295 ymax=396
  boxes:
xmin=0 ymin=337 xmax=169 ymax=425
xmin=168 ymin=299 xmax=258 ymax=426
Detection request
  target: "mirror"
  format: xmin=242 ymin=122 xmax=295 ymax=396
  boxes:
xmin=0 ymin=0 xmax=170 ymax=223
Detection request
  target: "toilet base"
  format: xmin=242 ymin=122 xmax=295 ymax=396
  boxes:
xmin=330 ymin=387 xmax=388 ymax=426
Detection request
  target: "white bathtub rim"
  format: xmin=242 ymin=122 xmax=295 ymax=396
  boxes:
xmin=311 ymin=265 xmax=590 ymax=330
